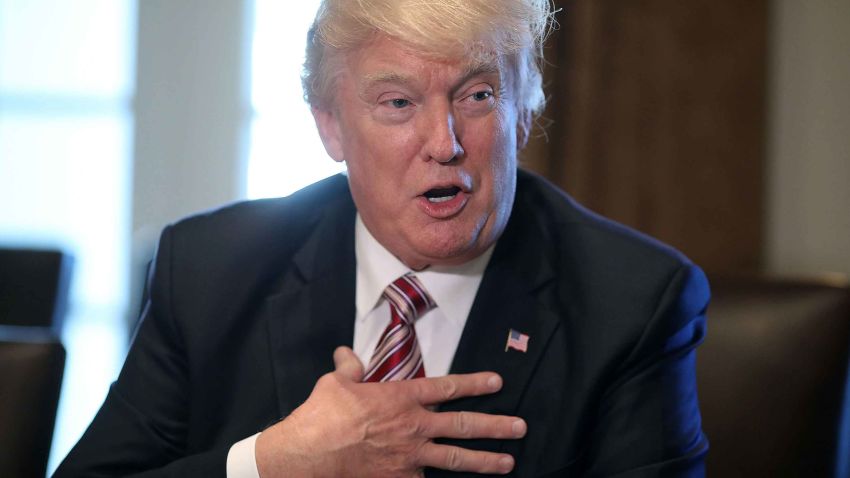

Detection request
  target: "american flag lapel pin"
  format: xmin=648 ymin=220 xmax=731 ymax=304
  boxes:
xmin=505 ymin=328 xmax=529 ymax=353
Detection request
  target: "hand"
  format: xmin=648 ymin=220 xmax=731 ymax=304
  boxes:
xmin=256 ymin=346 xmax=526 ymax=477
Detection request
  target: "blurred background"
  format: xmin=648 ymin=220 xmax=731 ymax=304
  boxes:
xmin=0 ymin=0 xmax=847 ymax=476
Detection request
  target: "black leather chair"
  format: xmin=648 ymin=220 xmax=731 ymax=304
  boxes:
xmin=0 ymin=326 xmax=66 ymax=478
xmin=0 ymin=248 xmax=73 ymax=333
xmin=699 ymin=274 xmax=850 ymax=478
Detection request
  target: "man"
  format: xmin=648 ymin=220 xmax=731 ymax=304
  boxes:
xmin=56 ymin=0 xmax=709 ymax=476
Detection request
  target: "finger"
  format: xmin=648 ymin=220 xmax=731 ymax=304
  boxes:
xmin=417 ymin=443 xmax=516 ymax=475
xmin=409 ymin=372 xmax=502 ymax=405
xmin=333 ymin=346 xmax=364 ymax=382
xmin=420 ymin=411 xmax=527 ymax=440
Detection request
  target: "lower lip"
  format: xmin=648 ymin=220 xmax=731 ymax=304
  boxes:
xmin=417 ymin=191 xmax=469 ymax=219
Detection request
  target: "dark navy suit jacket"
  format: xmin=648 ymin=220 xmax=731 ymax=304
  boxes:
xmin=55 ymin=169 xmax=709 ymax=477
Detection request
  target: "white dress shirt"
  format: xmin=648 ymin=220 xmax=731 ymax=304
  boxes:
xmin=226 ymin=214 xmax=493 ymax=477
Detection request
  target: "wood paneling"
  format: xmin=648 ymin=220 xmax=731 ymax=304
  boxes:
xmin=524 ymin=0 xmax=768 ymax=273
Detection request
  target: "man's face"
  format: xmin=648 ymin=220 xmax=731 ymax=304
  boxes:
xmin=313 ymin=36 xmax=522 ymax=269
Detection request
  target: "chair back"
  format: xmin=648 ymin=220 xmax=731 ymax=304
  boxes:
xmin=0 ymin=327 xmax=66 ymax=478
xmin=0 ymin=248 xmax=73 ymax=332
xmin=699 ymin=275 xmax=850 ymax=477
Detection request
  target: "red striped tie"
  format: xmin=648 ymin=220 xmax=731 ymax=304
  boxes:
xmin=363 ymin=273 xmax=436 ymax=382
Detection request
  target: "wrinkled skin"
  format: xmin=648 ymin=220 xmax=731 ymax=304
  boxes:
xmin=313 ymin=35 xmax=527 ymax=270
xmin=255 ymin=347 xmax=526 ymax=477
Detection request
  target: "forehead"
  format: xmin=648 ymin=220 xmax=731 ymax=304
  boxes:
xmin=341 ymin=35 xmax=505 ymax=89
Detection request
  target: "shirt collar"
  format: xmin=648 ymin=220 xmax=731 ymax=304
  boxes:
xmin=354 ymin=214 xmax=493 ymax=326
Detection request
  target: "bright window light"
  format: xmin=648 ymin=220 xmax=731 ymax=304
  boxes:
xmin=0 ymin=0 xmax=135 ymax=474
xmin=247 ymin=0 xmax=343 ymax=200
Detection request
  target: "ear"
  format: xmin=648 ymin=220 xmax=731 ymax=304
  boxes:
xmin=516 ymin=109 xmax=532 ymax=150
xmin=312 ymin=106 xmax=345 ymax=162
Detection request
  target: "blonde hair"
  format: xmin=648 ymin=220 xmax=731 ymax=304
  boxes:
xmin=303 ymin=0 xmax=555 ymax=119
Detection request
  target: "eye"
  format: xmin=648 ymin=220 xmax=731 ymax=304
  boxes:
xmin=471 ymin=91 xmax=492 ymax=101
xmin=389 ymin=98 xmax=411 ymax=108
xmin=374 ymin=95 xmax=416 ymax=123
xmin=458 ymin=86 xmax=496 ymax=115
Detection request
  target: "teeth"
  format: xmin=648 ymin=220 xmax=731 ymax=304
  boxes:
xmin=427 ymin=195 xmax=455 ymax=203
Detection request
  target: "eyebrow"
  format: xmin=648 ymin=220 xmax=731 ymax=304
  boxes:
xmin=459 ymin=60 xmax=501 ymax=84
xmin=361 ymin=71 xmax=412 ymax=89
xmin=359 ymin=59 xmax=502 ymax=98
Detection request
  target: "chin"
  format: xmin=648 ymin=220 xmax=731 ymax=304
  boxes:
xmin=410 ymin=229 xmax=485 ymax=266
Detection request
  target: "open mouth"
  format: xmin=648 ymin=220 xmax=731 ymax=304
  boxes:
xmin=423 ymin=186 xmax=462 ymax=203
xmin=417 ymin=183 xmax=469 ymax=218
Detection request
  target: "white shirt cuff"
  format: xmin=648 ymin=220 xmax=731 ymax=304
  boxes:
xmin=226 ymin=432 xmax=261 ymax=478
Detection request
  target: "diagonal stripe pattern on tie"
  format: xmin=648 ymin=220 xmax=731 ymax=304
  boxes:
xmin=363 ymin=273 xmax=436 ymax=382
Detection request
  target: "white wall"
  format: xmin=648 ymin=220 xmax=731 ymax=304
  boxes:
xmin=766 ymin=0 xmax=850 ymax=276
xmin=132 ymin=0 xmax=252 ymax=239
xmin=130 ymin=0 xmax=253 ymax=313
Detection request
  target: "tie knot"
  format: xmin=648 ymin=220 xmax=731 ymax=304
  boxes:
xmin=383 ymin=273 xmax=436 ymax=323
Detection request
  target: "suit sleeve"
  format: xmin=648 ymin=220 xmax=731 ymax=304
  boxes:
xmin=583 ymin=263 xmax=710 ymax=477
xmin=53 ymin=225 xmax=229 ymax=478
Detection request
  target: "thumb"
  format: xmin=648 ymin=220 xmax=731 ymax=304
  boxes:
xmin=333 ymin=346 xmax=364 ymax=382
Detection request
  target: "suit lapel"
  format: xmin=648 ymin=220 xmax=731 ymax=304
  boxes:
xmin=259 ymin=171 xmax=567 ymax=468
xmin=432 ymin=194 xmax=562 ymax=471
xmin=262 ymin=194 xmax=358 ymax=418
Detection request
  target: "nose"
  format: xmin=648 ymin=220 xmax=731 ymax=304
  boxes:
xmin=422 ymin=104 xmax=464 ymax=163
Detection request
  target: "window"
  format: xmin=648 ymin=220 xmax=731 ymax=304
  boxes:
xmin=246 ymin=0 xmax=343 ymax=199
xmin=0 ymin=1 xmax=135 ymax=473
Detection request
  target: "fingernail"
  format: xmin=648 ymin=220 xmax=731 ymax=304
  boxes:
xmin=488 ymin=374 xmax=502 ymax=390
xmin=499 ymin=455 xmax=514 ymax=472
xmin=512 ymin=419 xmax=527 ymax=437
